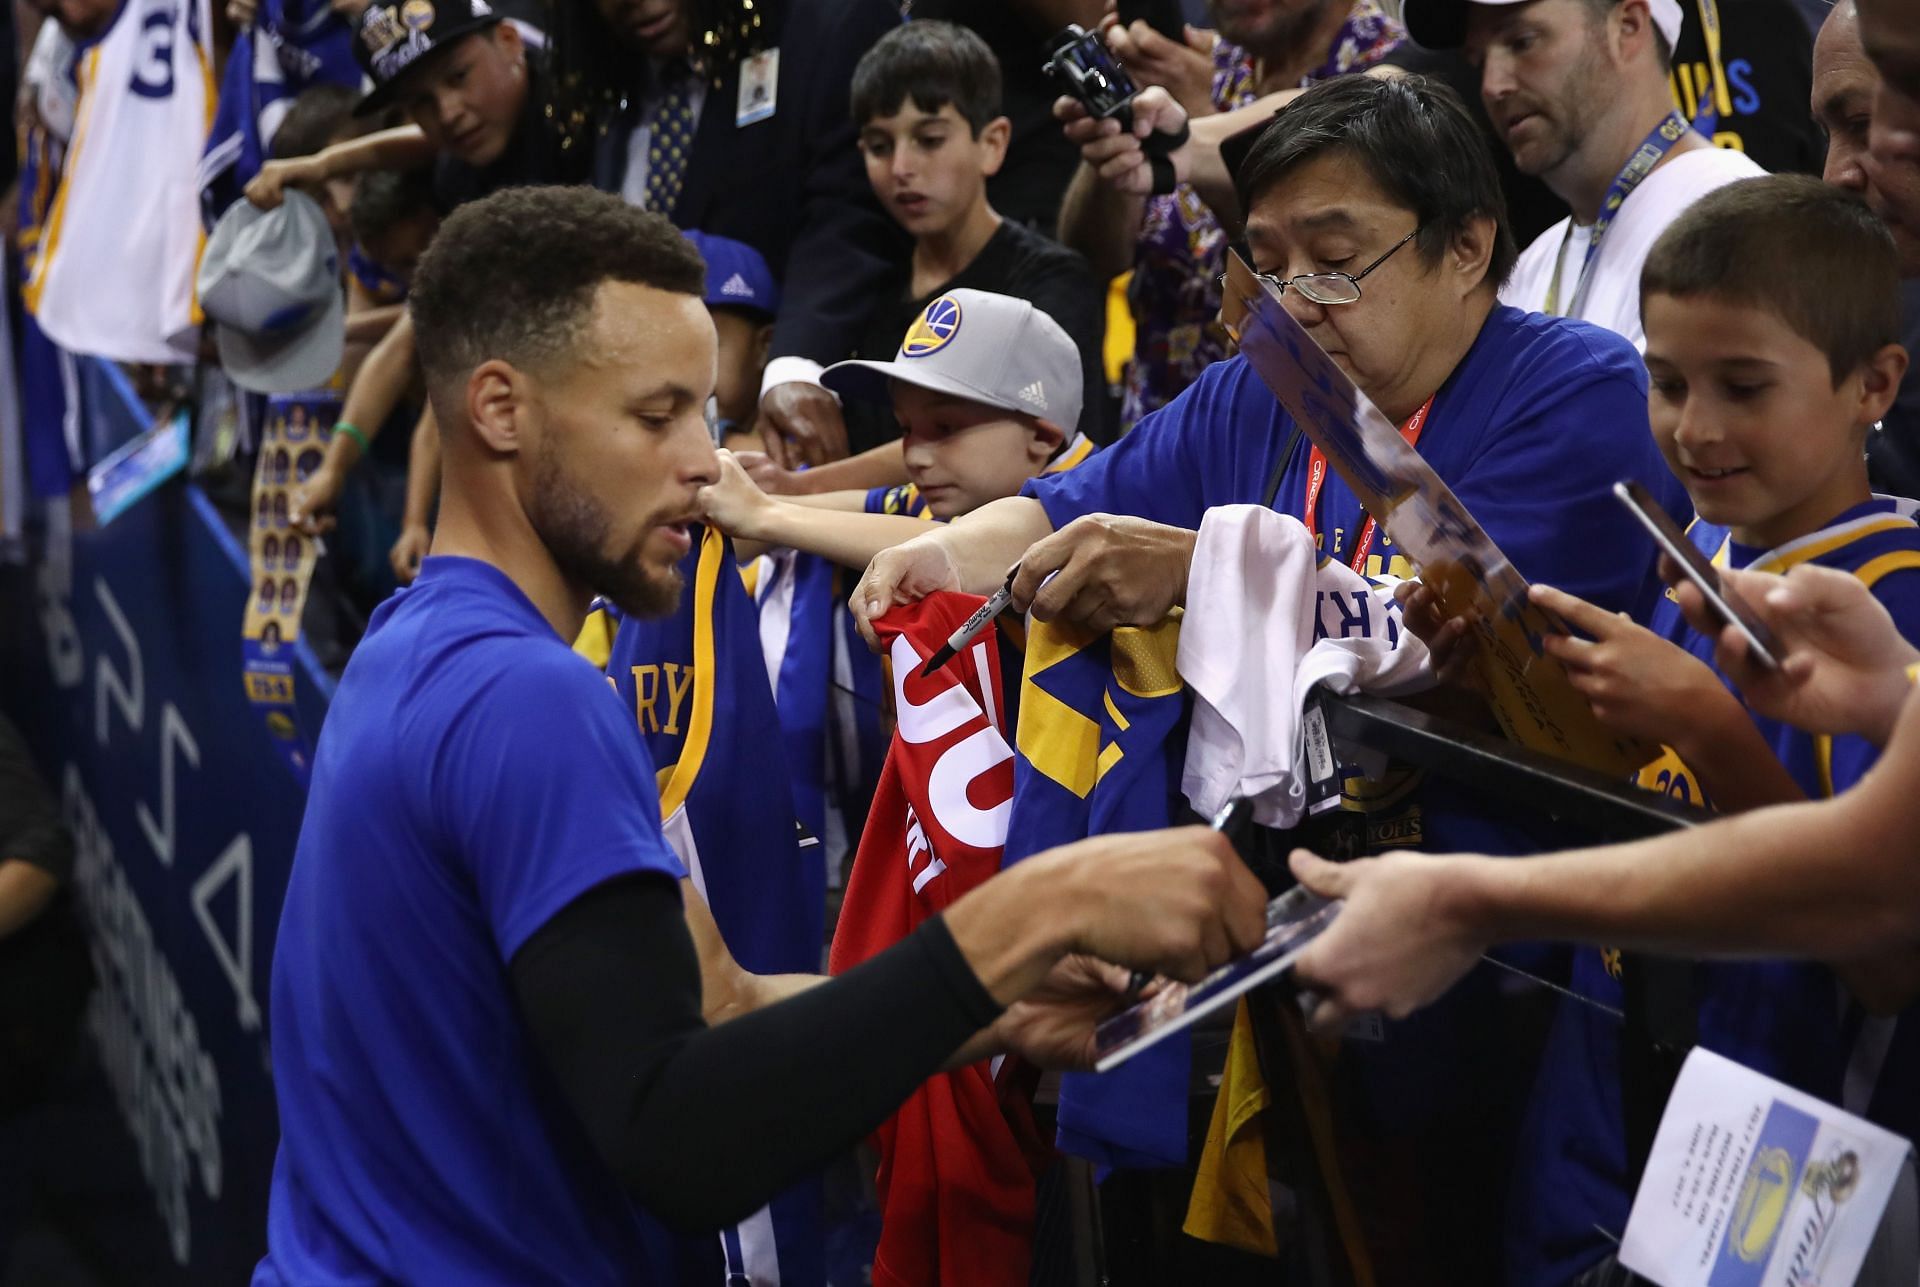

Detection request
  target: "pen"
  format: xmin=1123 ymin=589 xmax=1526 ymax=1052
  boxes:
xmin=919 ymin=563 xmax=1022 ymax=677
xmin=1123 ymin=798 xmax=1254 ymax=1000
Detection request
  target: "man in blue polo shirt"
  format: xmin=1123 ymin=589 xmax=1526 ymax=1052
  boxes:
xmin=854 ymin=74 xmax=1691 ymax=1280
xmin=253 ymin=185 xmax=1270 ymax=1285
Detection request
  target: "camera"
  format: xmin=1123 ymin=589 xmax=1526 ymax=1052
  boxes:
xmin=1042 ymin=24 xmax=1141 ymax=127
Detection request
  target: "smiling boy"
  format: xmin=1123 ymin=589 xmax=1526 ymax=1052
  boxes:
xmin=1508 ymin=173 xmax=1920 ymax=1287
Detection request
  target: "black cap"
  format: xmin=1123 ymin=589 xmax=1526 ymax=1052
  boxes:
xmin=1399 ymin=0 xmax=1475 ymax=49
xmin=352 ymin=0 xmax=504 ymax=116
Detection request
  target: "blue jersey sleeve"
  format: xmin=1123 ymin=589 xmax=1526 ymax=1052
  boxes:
xmin=1021 ymin=361 xmax=1230 ymax=530
xmin=1457 ymin=340 xmax=1687 ymax=619
xmin=433 ymin=647 xmax=687 ymax=962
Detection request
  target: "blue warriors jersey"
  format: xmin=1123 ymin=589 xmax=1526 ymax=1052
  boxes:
xmin=1005 ymin=614 xmax=1193 ymax=1169
xmin=198 ymin=0 xmax=359 ymax=224
xmin=1511 ymin=498 xmax=1920 ymax=1287
xmin=583 ymin=526 xmax=827 ymax=1287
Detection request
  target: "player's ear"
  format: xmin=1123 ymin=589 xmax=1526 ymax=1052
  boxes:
xmin=466 ymin=360 xmax=526 ymax=455
xmin=751 ymin=320 xmax=774 ymax=373
xmin=1026 ymin=415 xmax=1066 ymax=468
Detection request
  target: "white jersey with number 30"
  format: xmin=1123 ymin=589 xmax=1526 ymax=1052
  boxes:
xmin=26 ymin=0 xmax=214 ymax=364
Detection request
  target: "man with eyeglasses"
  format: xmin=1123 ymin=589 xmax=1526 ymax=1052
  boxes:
xmin=1403 ymin=0 xmax=1765 ymax=352
xmin=851 ymin=73 xmax=1689 ymax=1278
xmin=853 ymin=73 xmax=1684 ymax=655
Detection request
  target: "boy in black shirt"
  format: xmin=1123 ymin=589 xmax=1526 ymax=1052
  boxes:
xmin=765 ymin=21 xmax=1110 ymax=495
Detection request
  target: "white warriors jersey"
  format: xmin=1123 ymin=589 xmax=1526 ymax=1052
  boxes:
xmin=26 ymin=0 xmax=215 ymax=364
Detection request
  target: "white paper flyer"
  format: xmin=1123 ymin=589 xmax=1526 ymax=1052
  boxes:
xmin=1619 ymin=1046 xmax=1916 ymax=1287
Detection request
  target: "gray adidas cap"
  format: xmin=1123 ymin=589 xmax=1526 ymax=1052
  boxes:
xmin=197 ymin=190 xmax=345 ymax=395
xmin=822 ymin=288 xmax=1084 ymax=434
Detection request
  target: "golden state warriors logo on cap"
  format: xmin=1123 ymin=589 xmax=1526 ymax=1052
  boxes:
xmin=902 ymin=295 xmax=962 ymax=358
xmin=401 ymin=0 xmax=434 ymax=30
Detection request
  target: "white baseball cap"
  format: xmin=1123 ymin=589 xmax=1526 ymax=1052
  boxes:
xmin=1403 ymin=0 xmax=1683 ymax=50
xmin=821 ymin=288 xmax=1085 ymax=435
xmin=197 ymin=191 xmax=344 ymax=395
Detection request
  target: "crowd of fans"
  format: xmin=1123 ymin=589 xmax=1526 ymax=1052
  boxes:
xmin=8 ymin=0 xmax=1920 ymax=1279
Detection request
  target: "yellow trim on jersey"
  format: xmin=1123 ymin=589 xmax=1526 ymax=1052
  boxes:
xmin=656 ymin=526 xmax=722 ymax=819
xmin=1712 ymin=515 xmax=1919 ymax=574
xmin=572 ymin=606 xmax=615 ymax=669
xmin=1852 ymin=550 xmax=1920 ymax=587
xmin=25 ymin=46 xmax=102 ymax=313
xmin=189 ymin=20 xmax=217 ymax=328
xmin=1815 ymin=734 xmax=1834 ymax=799
xmin=1046 ymin=434 xmax=1095 ymax=475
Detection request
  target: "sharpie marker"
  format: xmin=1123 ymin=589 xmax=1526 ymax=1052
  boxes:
xmin=919 ymin=563 xmax=1023 ymax=677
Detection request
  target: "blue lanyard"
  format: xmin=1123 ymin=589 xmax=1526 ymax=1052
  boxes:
xmin=1543 ymin=110 xmax=1691 ymax=316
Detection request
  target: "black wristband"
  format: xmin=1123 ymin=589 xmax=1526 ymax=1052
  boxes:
xmin=1141 ymin=118 xmax=1192 ymax=197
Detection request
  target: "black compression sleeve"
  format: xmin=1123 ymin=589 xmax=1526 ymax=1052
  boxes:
xmin=510 ymin=874 xmax=1002 ymax=1231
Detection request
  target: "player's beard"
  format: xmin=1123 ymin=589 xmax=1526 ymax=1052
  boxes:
xmin=528 ymin=442 xmax=683 ymax=619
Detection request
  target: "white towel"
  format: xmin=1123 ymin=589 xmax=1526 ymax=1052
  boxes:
xmin=1177 ymin=505 xmax=1434 ymax=828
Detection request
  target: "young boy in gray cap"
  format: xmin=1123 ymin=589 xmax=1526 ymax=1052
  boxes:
xmin=698 ymin=287 xmax=1093 ymax=571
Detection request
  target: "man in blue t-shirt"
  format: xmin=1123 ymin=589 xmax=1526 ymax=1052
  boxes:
xmin=853 ymin=74 xmax=1689 ymax=1280
xmin=253 ymin=186 xmax=1272 ymax=1286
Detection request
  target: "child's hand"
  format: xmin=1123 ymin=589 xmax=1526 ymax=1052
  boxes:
xmin=290 ymin=460 xmax=345 ymax=536
xmin=1394 ymin=579 xmax=1482 ymax=692
xmin=245 ymin=156 xmax=322 ymax=210
xmin=1530 ymin=583 xmax=1731 ymax=745
xmin=696 ymin=449 xmax=773 ymax=539
xmin=389 ymin=523 xmax=430 ymax=585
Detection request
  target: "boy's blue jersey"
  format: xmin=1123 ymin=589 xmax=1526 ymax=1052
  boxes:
xmin=1511 ymin=498 xmax=1920 ymax=1287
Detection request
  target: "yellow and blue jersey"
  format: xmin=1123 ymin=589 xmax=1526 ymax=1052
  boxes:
xmin=1511 ymin=498 xmax=1920 ymax=1287
xmin=1005 ymin=614 xmax=1193 ymax=1169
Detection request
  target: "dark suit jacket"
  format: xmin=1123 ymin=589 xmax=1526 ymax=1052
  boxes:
xmin=594 ymin=0 xmax=910 ymax=366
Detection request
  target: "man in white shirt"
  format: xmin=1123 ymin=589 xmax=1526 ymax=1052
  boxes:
xmin=1403 ymin=0 xmax=1764 ymax=348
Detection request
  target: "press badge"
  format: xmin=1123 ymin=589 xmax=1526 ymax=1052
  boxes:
xmin=736 ymin=48 xmax=778 ymax=126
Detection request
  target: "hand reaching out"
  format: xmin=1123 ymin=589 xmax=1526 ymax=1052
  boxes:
xmin=1530 ymin=583 xmax=1735 ymax=746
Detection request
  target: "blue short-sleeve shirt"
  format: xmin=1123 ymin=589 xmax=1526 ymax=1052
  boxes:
xmin=256 ymin=557 xmax=687 ymax=1286
xmin=1024 ymin=305 xmax=1689 ymax=620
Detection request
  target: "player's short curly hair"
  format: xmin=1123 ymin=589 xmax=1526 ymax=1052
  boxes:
xmin=1235 ymin=75 xmax=1519 ymax=291
xmin=410 ymin=186 xmax=706 ymax=403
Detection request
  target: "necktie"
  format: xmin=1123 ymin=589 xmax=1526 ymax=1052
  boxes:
xmin=643 ymin=64 xmax=697 ymax=217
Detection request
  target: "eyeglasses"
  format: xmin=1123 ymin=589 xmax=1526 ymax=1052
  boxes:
xmin=1221 ymin=226 xmax=1423 ymax=306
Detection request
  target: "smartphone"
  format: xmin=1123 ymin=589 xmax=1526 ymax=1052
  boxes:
xmin=1613 ymin=480 xmax=1782 ymax=671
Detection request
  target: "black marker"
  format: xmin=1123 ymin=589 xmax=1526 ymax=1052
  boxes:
xmin=919 ymin=563 xmax=1021 ymax=677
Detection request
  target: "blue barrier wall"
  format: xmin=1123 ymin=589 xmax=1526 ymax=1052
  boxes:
xmin=0 ymin=360 xmax=329 ymax=1283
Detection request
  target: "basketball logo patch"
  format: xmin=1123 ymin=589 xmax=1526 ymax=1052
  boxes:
xmin=902 ymin=295 xmax=962 ymax=357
